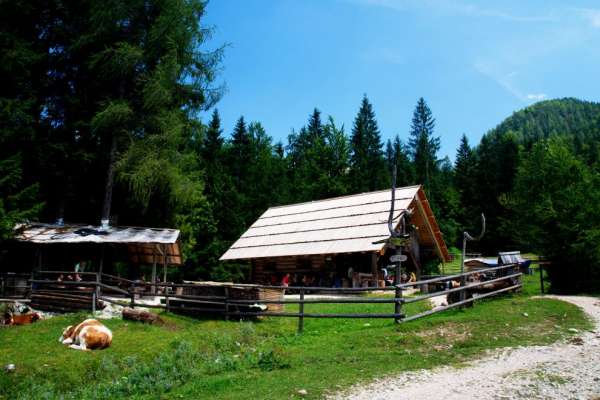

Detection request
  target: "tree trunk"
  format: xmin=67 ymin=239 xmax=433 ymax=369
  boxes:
xmin=122 ymin=307 xmax=164 ymax=325
xmin=101 ymin=134 xmax=118 ymax=227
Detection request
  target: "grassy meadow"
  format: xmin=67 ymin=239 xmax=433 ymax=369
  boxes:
xmin=0 ymin=274 xmax=592 ymax=400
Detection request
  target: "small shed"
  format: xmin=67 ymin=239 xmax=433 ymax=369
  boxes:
xmin=220 ymin=185 xmax=450 ymax=287
xmin=4 ymin=223 xmax=181 ymax=288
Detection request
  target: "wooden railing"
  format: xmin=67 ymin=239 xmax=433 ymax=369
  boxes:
xmin=3 ymin=264 xmax=522 ymax=333
xmin=0 ymin=272 xmax=31 ymax=300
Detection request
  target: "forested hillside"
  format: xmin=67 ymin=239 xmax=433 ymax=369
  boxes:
xmin=472 ymin=98 xmax=600 ymax=291
xmin=1 ymin=2 xmax=598 ymax=290
xmin=464 ymin=98 xmax=600 ymax=254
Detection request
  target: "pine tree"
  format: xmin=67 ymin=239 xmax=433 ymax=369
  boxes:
xmin=307 ymin=108 xmax=324 ymax=142
xmin=454 ymin=134 xmax=473 ymax=189
xmin=349 ymin=95 xmax=386 ymax=193
xmin=409 ymin=98 xmax=440 ymax=191
xmin=203 ymin=109 xmax=224 ymax=163
xmin=454 ymin=134 xmax=478 ymax=229
xmin=286 ymin=108 xmax=339 ymax=201
xmin=230 ymin=116 xmax=252 ymax=187
xmin=322 ymin=117 xmax=350 ymax=196
xmin=385 ymin=135 xmax=414 ymax=187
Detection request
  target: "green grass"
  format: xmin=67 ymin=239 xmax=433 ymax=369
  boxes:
xmin=0 ymin=274 xmax=592 ymax=400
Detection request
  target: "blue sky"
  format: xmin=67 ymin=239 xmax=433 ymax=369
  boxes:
xmin=203 ymin=0 xmax=600 ymax=159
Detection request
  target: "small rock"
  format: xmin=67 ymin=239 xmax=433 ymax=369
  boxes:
xmin=568 ymin=337 xmax=584 ymax=345
xmin=3 ymin=364 xmax=15 ymax=373
xmin=522 ymin=312 xmax=529 ymax=317
xmin=298 ymin=389 xmax=308 ymax=396
xmin=568 ymin=328 xmax=579 ymax=333
xmin=363 ymin=323 xmax=371 ymax=327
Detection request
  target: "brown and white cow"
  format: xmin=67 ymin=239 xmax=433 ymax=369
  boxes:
xmin=59 ymin=319 xmax=112 ymax=351
xmin=4 ymin=312 xmax=41 ymax=326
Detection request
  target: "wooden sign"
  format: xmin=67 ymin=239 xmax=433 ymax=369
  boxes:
xmin=390 ymin=254 xmax=407 ymax=262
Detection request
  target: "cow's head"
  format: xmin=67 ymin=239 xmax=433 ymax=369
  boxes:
xmin=59 ymin=325 xmax=75 ymax=343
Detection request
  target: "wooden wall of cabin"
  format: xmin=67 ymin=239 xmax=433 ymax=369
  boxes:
xmin=251 ymin=253 xmax=377 ymax=286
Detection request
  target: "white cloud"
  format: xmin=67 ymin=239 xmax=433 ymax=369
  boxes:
xmin=526 ymin=93 xmax=547 ymax=101
xmin=473 ymin=62 xmax=547 ymax=103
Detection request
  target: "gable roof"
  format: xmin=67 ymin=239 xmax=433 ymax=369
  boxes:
xmin=220 ymin=185 xmax=450 ymax=262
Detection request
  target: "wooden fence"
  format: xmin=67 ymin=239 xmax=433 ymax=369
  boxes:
xmin=0 ymin=263 xmax=524 ymax=332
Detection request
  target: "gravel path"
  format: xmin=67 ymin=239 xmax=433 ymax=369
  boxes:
xmin=332 ymin=296 xmax=600 ymax=400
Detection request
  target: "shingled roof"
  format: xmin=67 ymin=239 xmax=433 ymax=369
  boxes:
xmin=220 ymin=185 xmax=450 ymax=261
xmin=13 ymin=223 xmax=182 ymax=265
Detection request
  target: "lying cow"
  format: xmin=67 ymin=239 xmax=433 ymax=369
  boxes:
xmin=4 ymin=312 xmax=41 ymax=326
xmin=59 ymin=319 xmax=112 ymax=351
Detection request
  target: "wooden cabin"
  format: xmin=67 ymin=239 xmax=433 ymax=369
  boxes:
xmin=220 ymin=185 xmax=450 ymax=287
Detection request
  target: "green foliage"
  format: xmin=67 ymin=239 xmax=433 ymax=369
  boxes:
xmin=0 ymin=155 xmax=42 ymax=240
xmin=349 ymin=95 xmax=387 ymax=193
xmin=385 ymin=135 xmax=414 ymax=187
xmin=3 ymin=0 xmax=599 ymax=292
xmin=505 ymin=138 xmax=600 ymax=292
xmin=472 ymin=98 xmax=600 ymax=253
xmin=409 ymin=97 xmax=440 ymax=194
xmin=454 ymin=134 xmax=479 ymax=231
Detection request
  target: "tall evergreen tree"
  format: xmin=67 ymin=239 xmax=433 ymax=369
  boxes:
xmin=409 ymin=98 xmax=440 ymax=191
xmin=286 ymin=108 xmax=339 ymax=201
xmin=454 ymin=134 xmax=478 ymax=230
xmin=349 ymin=95 xmax=386 ymax=193
xmin=203 ymin=109 xmax=224 ymax=162
xmin=385 ymin=135 xmax=414 ymax=187
xmin=307 ymin=108 xmax=324 ymax=141
xmin=229 ymin=116 xmax=252 ymax=187
xmin=1 ymin=0 xmax=224 ymax=271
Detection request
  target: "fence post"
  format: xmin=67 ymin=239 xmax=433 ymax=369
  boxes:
xmin=92 ymin=291 xmax=96 ymax=314
xmin=539 ymin=262 xmax=545 ymax=294
xmin=298 ymin=289 xmax=305 ymax=334
xmin=95 ymin=272 xmax=101 ymax=299
xmin=165 ymin=288 xmax=170 ymax=313
xmin=394 ymin=284 xmax=403 ymax=323
xmin=129 ymin=285 xmax=135 ymax=309
xmin=224 ymin=287 xmax=229 ymax=321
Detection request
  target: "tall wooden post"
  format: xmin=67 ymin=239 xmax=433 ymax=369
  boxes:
xmin=539 ymin=262 xmax=545 ymax=294
xmin=97 ymin=245 xmax=104 ymax=298
xmin=459 ymin=234 xmax=467 ymax=303
xmin=224 ymin=286 xmax=229 ymax=321
xmin=298 ymin=289 xmax=305 ymax=334
xmin=370 ymin=252 xmax=378 ymax=287
xmin=162 ymin=244 xmax=167 ymax=284
xmin=395 ymin=284 xmax=403 ymax=323
xmin=151 ymin=247 xmax=157 ymax=295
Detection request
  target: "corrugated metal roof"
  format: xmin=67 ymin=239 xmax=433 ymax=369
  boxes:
xmin=221 ymin=185 xmax=449 ymax=261
xmin=14 ymin=223 xmax=180 ymax=244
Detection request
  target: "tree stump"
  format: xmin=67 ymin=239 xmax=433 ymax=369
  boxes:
xmin=122 ymin=308 xmax=164 ymax=325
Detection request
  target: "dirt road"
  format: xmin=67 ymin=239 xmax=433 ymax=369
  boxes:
xmin=333 ymin=296 xmax=600 ymax=400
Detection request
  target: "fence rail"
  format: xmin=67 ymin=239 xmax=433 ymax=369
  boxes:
xmin=1 ymin=264 xmax=523 ymax=332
